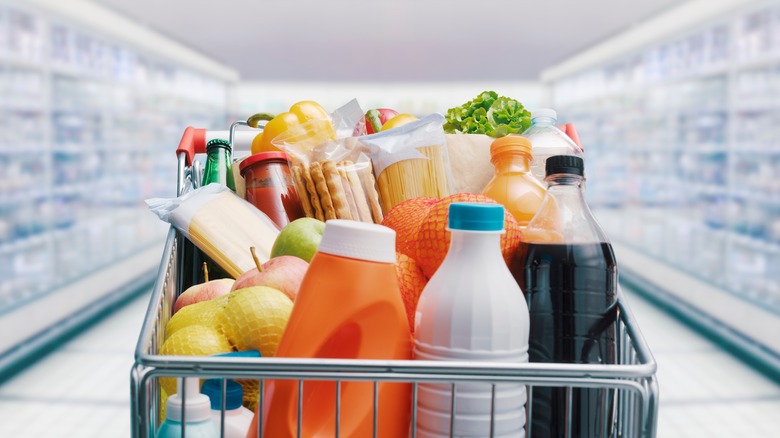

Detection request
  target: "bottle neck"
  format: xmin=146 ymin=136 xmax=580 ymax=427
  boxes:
xmin=531 ymin=116 xmax=556 ymax=125
xmin=492 ymin=152 xmax=531 ymax=173
xmin=444 ymin=229 xmax=504 ymax=265
xmin=203 ymin=146 xmax=235 ymax=190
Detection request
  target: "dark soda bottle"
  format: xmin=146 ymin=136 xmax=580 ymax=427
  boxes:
xmin=510 ymin=155 xmax=618 ymax=438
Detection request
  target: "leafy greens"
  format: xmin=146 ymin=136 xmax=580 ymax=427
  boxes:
xmin=443 ymin=91 xmax=531 ymax=138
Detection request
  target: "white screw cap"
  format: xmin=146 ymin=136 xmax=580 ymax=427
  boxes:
xmin=318 ymin=220 xmax=396 ymax=263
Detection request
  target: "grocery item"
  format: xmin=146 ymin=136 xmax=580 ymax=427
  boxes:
xmin=202 ymin=138 xmax=236 ymax=192
xmin=381 ymin=196 xmax=437 ymax=257
xmin=252 ymin=220 xmax=412 ymax=438
xmin=481 ymin=135 xmax=546 ymax=226
xmin=510 ymin=155 xmax=618 ymax=438
xmin=414 ymin=203 xmax=529 ymax=438
xmin=269 ymin=217 xmax=325 ymax=263
xmin=251 ymin=101 xmax=336 ymax=154
xmin=165 ymin=296 xmax=229 ymax=339
xmin=220 ymin=286 xmax=293 ymax=358
xmin=410 ymin=193 xmax=522 ymax=279
xmin=443 ymin=90 xmax=531 ymax=137
xmin=444 ymin=133 xmax=495 ymax=193
xmin=381 ymin=113 xmax=418 ymax=131
xmin=230 ymin=251 xmax=308 ymax=302
xmin=200 ymin=379 xmax=254 ymax=438
xmin=173 ymin=277 xmax=234 ymax=314
xmin=522 ymin=108 xmax=584 ymax=183
xmin=361 ymin=113 xmax=453 ymax=213
xmin=355 ymin=108 xmax=400 ymax=135
xmin=146 ymin=183 xmax=281 ymax=278
xmin=239 ymin=151 xmax=305 ymax=228
xmin=395 ymin=252 xmax=427 ymax=333
xmin=157 ymin=378 xmax=218 ymax=438
xmin=159 ymin=324 xmax=233 ymax=396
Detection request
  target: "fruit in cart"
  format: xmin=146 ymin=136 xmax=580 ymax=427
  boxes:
xmin=395 ymin=252 xmax=427 ymax=333
xmin=159 ymin=324 xmax=233 ymax=396
xmin=353 ymin=108 xmax=400 ymax=135
xmin=411 ymin=193 xmax=522 ymax=278
xmin=381 ymin=196 xmax=437 ymax=257
xmin=221 ymin=286 xmax=293 ymax=357
xmin=231 ymin=248 xmax=309 ymax=301
xmin=381 ymin=113 xmax=418 ymax=131
xmin=172 ymin=278 xmax=234 ymax=314
xmin=251 ymin=101 xmax=335 ymax=154
xmin=270 ymin=217 xmax=325 ymax=263
xmin=166 ymin=295 xmax=229 ymax=339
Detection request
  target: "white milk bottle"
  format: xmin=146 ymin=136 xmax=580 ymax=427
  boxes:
xmin=414 ymin=202 xmax=530 ymax=437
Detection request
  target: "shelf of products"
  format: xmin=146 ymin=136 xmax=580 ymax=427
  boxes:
xmin=549 ymin=1 xmax=780 ymax=320
xmin=0 ymin=3 xmax=230 ymax=316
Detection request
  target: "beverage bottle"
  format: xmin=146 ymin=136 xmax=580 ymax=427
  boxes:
xmin=199 ymin=379 xmax=253 ymax=438
xmin=156 ymin=378 xmax=218 ymax=438
xmin=521 ymin=109 xmax=584 ymax=184
xmin=414 ymin=202 xmax=529 ymax=438
xmin=251 ymin=220 xmax=412 ymax=438
xmin=202 ymin=138 xmax=236 ymax=191
xmin=481 ymin=135 xmax=546 ymax=226
xmin=510 ymin=155 xmax=618 ymax=438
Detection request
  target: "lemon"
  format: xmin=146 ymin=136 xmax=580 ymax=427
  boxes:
xmin=165 ymin=295 xmax=228 ymax=340
xmin=159 ymin=324 xmax=233 ymax=395
xmin=222 ymin=286 xmax=293 ymax=358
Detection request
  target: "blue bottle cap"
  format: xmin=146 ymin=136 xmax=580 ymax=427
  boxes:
xmin=201 ymin=379 xmax=244 ymax=410
xmin=448 ymin=202 xmax=505 ymax=231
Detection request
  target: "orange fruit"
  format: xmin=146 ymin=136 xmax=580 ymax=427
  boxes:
xmin=411 ymin=193 xmax=523 ymax=278
xmin=381 ymin=197 xmax=438 ymax=256
xmin=395 ymin=252 xmax=427 ymax=333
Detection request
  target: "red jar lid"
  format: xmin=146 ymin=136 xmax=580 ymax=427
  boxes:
xmin=239 ymin=151 xmax=289 ymax=176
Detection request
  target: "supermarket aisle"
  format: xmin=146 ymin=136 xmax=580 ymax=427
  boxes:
xmin=624 ymin=287 xmax=780 ymax=437
xmin=0 ymin=293 xmax=149 ymax=438
xmin=1 ymin=286 xmax=779 ymax=437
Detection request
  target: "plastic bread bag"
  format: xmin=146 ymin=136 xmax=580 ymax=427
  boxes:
xmin=146 ymin=183 xmax=280 ymax=278
xmin=359 ymin=113 xmax=454 ymax=214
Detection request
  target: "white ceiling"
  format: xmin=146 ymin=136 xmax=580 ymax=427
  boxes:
xmin=90 ymin=0 xmax=687 ymax=82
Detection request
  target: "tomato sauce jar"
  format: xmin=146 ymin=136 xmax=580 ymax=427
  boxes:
xmin=239 ymin=152 xmax=305 ymax=228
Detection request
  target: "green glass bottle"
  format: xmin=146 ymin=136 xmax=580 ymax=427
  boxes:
xmin=202 ymin=138 xmax=236 ymax=191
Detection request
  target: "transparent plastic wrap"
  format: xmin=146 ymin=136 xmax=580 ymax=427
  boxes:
xmin=360 ymin=113 xmax=454 ymax=213
xmin=146 ymin=183 xmax=280 ymax=278
xmin=273 ymin=100 xmax=384 ymax=223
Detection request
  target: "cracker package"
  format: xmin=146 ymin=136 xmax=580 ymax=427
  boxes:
xmin=146 ymin=183 xmax=280 ymax=278
xmin=360 ymin=113 xmax=453 ymax=213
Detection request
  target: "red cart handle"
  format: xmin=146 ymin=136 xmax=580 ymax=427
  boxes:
xmin=176 ymin=126 xmax=260 ymax=166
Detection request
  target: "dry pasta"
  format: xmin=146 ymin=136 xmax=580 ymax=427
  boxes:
xmin=376 ymin=144 xmax=451 ymax=213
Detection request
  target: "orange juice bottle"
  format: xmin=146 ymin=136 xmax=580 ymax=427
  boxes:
xmin=481 ymin=135 xmax=546 ymax=226
xmin=248 ymin=220 xmax=412 ymax=438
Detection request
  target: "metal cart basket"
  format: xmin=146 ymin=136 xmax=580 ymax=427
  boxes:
xmin=131 ymin=127 xmax=659 ymax=438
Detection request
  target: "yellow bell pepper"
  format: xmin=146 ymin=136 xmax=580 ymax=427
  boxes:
xmin=380 ymin=113 xmax=418 ymax=131
xmin=251 ymin=101 xmax=336 ymax=154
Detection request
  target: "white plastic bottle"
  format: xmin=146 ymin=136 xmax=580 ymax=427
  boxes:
xmin=156 ymin=378 xmax=218 ymax=438
xmin=414 ymin=202 xmax=530 ymax=438
xmin=200 ymin=379 xmax=254 ymax=438
xmin=522 ymin=108 xmax=584 ymax=184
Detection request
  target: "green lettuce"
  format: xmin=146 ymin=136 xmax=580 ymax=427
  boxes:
xmin=443 ymin=91 xmax=531 ymax=138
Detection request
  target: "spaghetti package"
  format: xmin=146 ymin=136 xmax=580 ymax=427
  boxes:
xmin=360 ymin=113 xmax=453 ymax=213
xmin=146 ymin=184 xmax=280 ymax=278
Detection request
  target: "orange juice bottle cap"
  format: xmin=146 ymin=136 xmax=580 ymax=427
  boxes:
xmin=490 ymin=135 xmax=532 ymax=158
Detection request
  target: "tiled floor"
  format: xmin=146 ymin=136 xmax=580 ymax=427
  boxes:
xmin=0 ymin=286 xmax=779 ymax=437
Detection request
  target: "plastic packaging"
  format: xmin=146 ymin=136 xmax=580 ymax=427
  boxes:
xmin=414 ymin=203 xmax=529 ymax=438
xmin=481 ymin=135 xmax=546 ymax=226
xmin=200 ymin=379 xmax=253 ymax=438
xmin=251 ymin=220 xmax=412 ymax=437
xmin=156 ymin=378 xmax=218 ymax=438
xmin=522 ymin=109 xmax=584 ymax=184
xmin=510 ymin=155 xmax=618 ymax=438
xmin=145 ymin=183 xmax=280 ymax=278
xmin=361 ymin=114 xmax=454 ymax=214
xmin=239 ymin=151 xmax=305 ymax=228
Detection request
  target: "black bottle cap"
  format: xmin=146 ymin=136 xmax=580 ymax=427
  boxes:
xmin=546 ymin=155 xmax=584 ymax=177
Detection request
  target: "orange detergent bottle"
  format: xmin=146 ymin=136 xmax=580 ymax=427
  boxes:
xmin=481 ymin=135 xmax=546 ymax=226
xmin=248 ymin=220 xmax=412 ymax=438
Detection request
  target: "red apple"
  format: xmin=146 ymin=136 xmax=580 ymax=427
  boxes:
xmin=230 ymin=255 xmax=308 ymax=301
xmin=173 ymin=278 xmax=234 ymax=314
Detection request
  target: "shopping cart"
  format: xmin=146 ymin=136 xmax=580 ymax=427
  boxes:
xmin=131 ymin=125 xmax=659 ymax=438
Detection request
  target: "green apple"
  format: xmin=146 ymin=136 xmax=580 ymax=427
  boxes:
xmin=271 ymin=217 xmax=325 ymax=262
